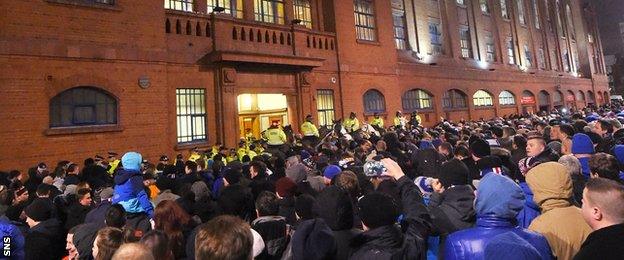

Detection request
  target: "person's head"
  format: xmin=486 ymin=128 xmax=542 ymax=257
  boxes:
xmin=396 ymin=111 xmax=402 ymax=117
xmin=593 ymin=119 xmax=613 ymax=137
xmin=322 ymin=165 xmax=342 ymax=185
xmin=526 ymin=135 xmax=546 ymax=157
xmin=589 ymin=153 xmax=621 ymax=181
xmin=374 ymin=113 xmax=380 ymax=118
xmin=469 ymin=139 xmax=490 ymax=160
xmin=105 ymin=204 xmax=127 ymax=228
xmin=315 ymin=186 xmax=353 ymax=231
xmin=140 ymin=230 xmax=173 ymax=260
xmin=582 ymin=178 xmax=624 ymax=230
xmin=376 ymin=140 xmax=387 ymax=151
xmin=111 ymin=243 xmax=154 ymax=260
xmin=490 ymin=126 xmax=504 ymax=138
xmin=195 ymin=215 xmax=253 ymax=260
xmin=67 ymin=225 xmax=80 ymax=260
xmin=93 ymin=227 xmax=124 ymax=260
xmin=454 ymin=145 xmax=470 ymax=160
xmin=526 ymin=162 xmax=573 ymax=209
xmin=349 ymin=112 xmax=356 ymax=119
xmin=334 ymin=170 xmax=360 ymax=199
xmin=24 ymin=199 xmax=52 ymax=227
xmin=249 ymin=161 xmax=267 ymax=178
xmin=358 ymin=192 xmax=398 ymax=230
xmin=121 ymin=152 xmax=142 ymax=172
xmin=512 ymin=135 xmax=527 ymax=150
xmin=438 ymin=142 xmax=454 ymax=157
xmin=476 ymin=173 xmax=524 ymax=219
xmin=438 ymin=159 xmax=471 ymax=189
xmin=67 ymin=163 xmax=79 ymax=175
xmin=359 ymin=139 xmax=373 ymax=152
xmin=76 ymin=188 xmax=93 ymax=206
xmin=558 ymin=155 xmax=582 ymax=176
xmin=154 ymin=200 xmax=191 ymax=234
xmin=305 ymin=114 xmax=313 ymax=122
xmin=572 ymin=133 xmax=595 ymax=155
xmin=255 ymin=191 xmax=279 ymax=217
xmin=184 ymin=161 xmax=197 ymax=175
xmin=559 ymin=124 xmax=575 ymax=139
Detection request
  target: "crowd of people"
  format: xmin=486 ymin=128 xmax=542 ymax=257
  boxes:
xmin=3 ymin=103 xmax=624 ymax=260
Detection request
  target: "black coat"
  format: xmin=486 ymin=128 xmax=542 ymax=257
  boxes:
xmin=25 ymin=218 xmax=65 ymax=260
xmin=278 ymin=196 xmax=297 ymax=226
xmin=84 ymin=201 xmax=112 ymax=228
xmin=427 ymin=185 xmax=476 ymax=255
xmin=64 ymin=202 xmax=92 ymax=230
xmin=573 ymin=223 xmax=624 ymax=260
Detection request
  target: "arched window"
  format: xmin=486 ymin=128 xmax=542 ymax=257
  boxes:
xmin=473 ymin=90 xmax=493 ymax=107
xmin=566 ymin=90 xmax=575 ymax=102
xmin=442 ymin=89 xmax=467 ymax=109
xmin=402 ymin=89 xmax=433 ymax=111
xmin=587 ymin=91 xmax=595 ymax=103
xmin=576 ymin=90 xmax=585 ymax=101
xmin=49 ymin=87 xmax=117 ymax=127
xmin=363 ymin=89 xmax=386 ymax=113
xmin=553 ymin=90 xmax=563 ymax=105
xmin=499 ymin=90 xmax=516 ymax=105
xmin=538 ymin=90 xmax=550 ymax=106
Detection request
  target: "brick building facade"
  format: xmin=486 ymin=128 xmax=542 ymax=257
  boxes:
xmin=0 ymin=0 xmax=609 ymax=170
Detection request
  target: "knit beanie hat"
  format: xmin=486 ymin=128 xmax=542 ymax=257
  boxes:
xmin=358 ymin=192 xmax=398 ymax=229
xmin=323 ymin=165 xmax=342 ymax=180
xmin=470 ymin=139 xmax=491 ymax=158
xmin=286 ymin=163 xmax=307 ymax=184
xmin=223 ymin=168 xmax=242 ymax=185
xmin=438 ymin=159 xmax=471 ymax=188
xmin=121 ymin=152 xmax=142 ymax=171
xmin=571 ymin=133 xmax=595 ymax=154
xmin=24 ymin=199 xmax=52 ymax=222
xmin=295 ymin=194 xmax=317 ymax=220
xmin=275 ymin=177 xmax=298 ymax=197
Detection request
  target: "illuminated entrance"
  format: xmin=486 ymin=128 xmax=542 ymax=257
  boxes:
xmin=237 ymin=94 xmax=289 ymax=140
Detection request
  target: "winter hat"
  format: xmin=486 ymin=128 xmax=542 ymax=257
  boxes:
xmin=477 ymin=156 xmax=504 ymax=176
xmin=323 ymin=165 xmax=342 ymax=180
xmin=275 ymin=177 xmax=298 ymax=197
xmin=295 ymin=194 xmax=317 ymax=220
xmin=438 ymin=159 xmax=471 ymax=188
xmin=614 ymin=145 xmax=624 ymax=165
xmin=73 ymin=223 xmax=99 ymax=260
xmin=98 ymin=187 xmax=114 ymax=202
xmin=291 ymin=219 xmax=337 ymax=260
xmin=419 ymin=140 xmax=434 ymax=150
xmin=475 ymin=173 xmax=524 ymax=219
xmin=250 ymin=228 xmax=265 ymax=258
xmin=121 ymin=152 xmax=142 ymax=171
xmin=484 ymin=232 xmax=542 ymax=260
xmin=191 ymin=181 xmax=210 ymax=201
xmin=155 ymin=176 xmax=175 ymax=191
xmin=314 ymin=186 xmax=353 ymax=231
xmin=223 ymin=168 xmax=242 ymax=185
xmin=571 ymin=133 xmax=595 ymax=154
xmin=547 ymin=141 xmax=562 ymax=155
xmin=358 ymin=192 xmax=398 ymax=229
xmin=24 ymin=199 xmax=52 ymax=222
xmin=585 ymin=115 xmax=599 ymax=123
xmin=286 ymin=163 xmax=307 ymax=184
xmin=470 ymin=139 xmax=491 ymax=158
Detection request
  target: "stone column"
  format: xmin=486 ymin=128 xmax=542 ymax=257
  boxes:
xmin=243 ymin=0 xmax=255 ymax=21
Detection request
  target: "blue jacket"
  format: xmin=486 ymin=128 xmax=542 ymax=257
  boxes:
xmin=516 ymin=182 xmax=541 ymax=228
xmin=0 ymin=218 xmax=25 ymax=260
xmin=112 ymin=169 xmax=154 ymax=218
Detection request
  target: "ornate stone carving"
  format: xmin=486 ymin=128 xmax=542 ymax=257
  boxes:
xmin=222 ymin=68 xmax=236 ymax=84
xmin=300 ymin=72 xmax=314 ymax=86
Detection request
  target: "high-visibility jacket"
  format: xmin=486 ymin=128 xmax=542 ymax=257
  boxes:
xmin=108 ymin=159 xmax=120 ymax=175
xmin=265 ymin=128 xmax=287 ymax=145
xmin=370 ymin=117 xmax=384 ymax=128
xmin=188 ymin=152 xmax=201 ymax=162
xmin=301 ymin=121 xmax=319 ymax=137
xmin=394 ymin=116 xmax=405 ymax=127
xmin=237 ymin=147 xmax=247 ymax=161
xmin=415 ymin=114 xmax=422 ymax=124
xmin=344 ymin=118 xmax=360 ymax=132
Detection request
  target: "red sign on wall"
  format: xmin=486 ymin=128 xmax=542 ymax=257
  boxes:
xmin=521 ymin=97 xmax=536 ymax=104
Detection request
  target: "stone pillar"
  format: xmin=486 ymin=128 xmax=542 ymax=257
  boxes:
xmin=284 ymin=0 xmax=294 ymax=25
xmin=216 ymin=67 xmax=240 ymax=148
xmin=243 ymin=0 xmax=255 ymax=21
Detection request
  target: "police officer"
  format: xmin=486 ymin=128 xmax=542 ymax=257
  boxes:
xmin=107 ymin=152 xmax=120 ymax=175
xmin=370 ymin=112 xmax=384 ymax=130
xmin=301 ymin=114 xmax=319 ymax=145
xmin=264 ymin=121 xmax=287 ymax=148
xmin=343 ymin=112 xmax=360 ymax=133
xmin=393 ymin=111 xmax=406 ymax=130
xmin=409 ymin=110 xmax=422 ymax=128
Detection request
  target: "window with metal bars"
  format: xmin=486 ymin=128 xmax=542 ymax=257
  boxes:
xmin=363 ymin=89 xmax=386 ymax=114
xmin=254 ymin=0 xmax=285 ymax=24
xmin=518 ymin=0 xmax=526 ymax=25
xmin=294 ymin=0 xmax=312 ymax=28
xmin=501 ymin=0 xmax=509 ymax=19
xmin=49 ymin=87 xmax=117 ymax=127
xmin=473 ymin=90 xmax=494 ymax=107
xmin=499 ymin=91 xmax=516 ymax=105
xmin=532 ymin=0 xmax=540 ymax=29
xmin=317 ymin=90 xmax=335 ymax=126
xmin=485 ymin=32 xmax=495 ymax=62
xmin=460 ymin=26 xmax=473 ymax=59
xmin=429 ymin=19 xmax=443 ymax=55
xmin=354 ymin=0 xmax=377 ymax=41
xmin=208 ymin=0 xmax=243 ymax=18
xmin=480 ymin=0 xmax=489 ymax=13
xmin=392 ymin=0 xmax=407 ymax=50
xmin=402 ymin=89 xmax=433 ymax=111
xmin=176 ymin=89 xmax=207 ymax=143
xmin=165 ymin=0 xmax=193 ymax=12
xmin=442 ymin=89 xmax=467 ymax=109
xmin=524 ymin=45 xmax=532 ymax=68
xmin=507 ymin=37 xmax=515 ymax=64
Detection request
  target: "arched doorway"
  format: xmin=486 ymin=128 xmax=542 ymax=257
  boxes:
xmin=553 ymin=90 xmax=564 ymax=109
xmin=587 ymin=91 xmax=595 ymax=107
xmin=576 ymin=90 xmax=586 ymax=108
xmin=521 ymin=90 xmax=536 ymax=115
xmin=538 ymin=90 xmax=550 ymax=112
xmin=566 ymin=90 xmax=576 ymax=109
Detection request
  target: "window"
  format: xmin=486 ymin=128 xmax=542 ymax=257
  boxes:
xmin=553 ymin=90 xmax=563 ymax=105
xmin=363 ymin=89 xmax=386 ymax=113
xmin=473 ymin=90 xmax=494 ymax=107
xmin=532 ymin=0 xmax=540 ymax=29
xmin=499 ymin=91 xmax=516 ymax=105
xmin=572 ymin=47 xmax=580 ymax=73
xmin=442 ymin=89 xmax=467 ymax=109
xmin=501 ymin=0 xmax=509 ymax=19
xmin=294 ymin=0 xmax=312 ymax=28
xmin=354 ymin=0 xmax=377 ymax=41
xmin=555 ymin=1 xmax=563 ymax=36
xmin=546 ymin=0 xmax=553 ymax=32
xmin=518 ymin=0 xmax=526 ymax=25
xmin=460 ymin=26 xmax=473 ymax=59
xmin=402 ymin=89 xmax=433 ymax=111
xmin=49 ymin=87 xmax=117 ymax=127
xmin=208 ymin=0 xmax=243 ymax=18
xmin=392 ymin=0 xmax=407 ymax=50
xmin=176 ymin=89 xmax=207 ymax=143
xmin=429 ymin=18 xmax=443 ymax=55
xmin=524 ymin=45 xmax=532 ymax=68
xmin=485 ymin=31 xmax=495 ymax=62
xmin=538 ymin=48 xmax=546 ymax=69
xmin=566 ymin=5 xmax=575 ymax=40
xmin=507 ymin=37 xmax=515 ymax=64
xmin=562 ymin=49 xmax=570 ymax=72
xmin=254 ymin=0 xmax=285 ymax=24
xmin=480 ymin=0 xmax=490 ymax=14
xmin=165 ymin=0 xmax=193 ymax=12
xmin=551 ymin=50 xmax=559 ymax=71
xmin=317 ymin=90 xmax=335 ymax=126
xmin=576 ymin=91 xmax=585 ymax=101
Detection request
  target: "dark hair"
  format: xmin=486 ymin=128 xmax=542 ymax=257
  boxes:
xmin=84 ymin=158 xmax=95 ymax=167
xmin=140 ymin=230 xmax=173 ymax=260
xmin=455 ymin=145 xmax=470 ymax=158
xmin=513 ymin=135 xmax=528 ymax=148
xmin=95 ymin=227 xmax=124 ymax=260
xmin=105 ymin=204 xmax=127 ymax=228
xmin=559 ymin=124 xmax=575 ymax=138
xmin=295 ymin=194 xmax=317 ymax=220
xmin=255 ymin=191 xmax=279 ymax=217
xmin=195 ymin=216 xmax=252 ymax=260
xmin=589 ymin=153 xmax=620 ymax=181
xmin=184 ymin=161 xmax=198 ymax=174
xmin=598 ymin=119 xmax=614 ymax=134
xmin=334 ymin=171 xmax=360 ymax=199
xmin=154 ymin=200 xmax=191 ymax=258
xmin=490 ymin=126 xmax=504 ymax=138
xmin=439 ymin=142 xmax=454 ymax=156
xmin=250 ymin=161 xmax=267 ymax=177
xmin=77 ymin=188 xmax=91 ymax=201
xmin=66 ymin=163 xmax=78 ymax=174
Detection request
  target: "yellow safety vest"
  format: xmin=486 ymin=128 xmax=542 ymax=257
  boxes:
xmin=188 ymin=153 xmax=201 ymax=162
xmin=370 ymin=117 xmax=384 ymax=128
xmin=344 ymin=118 xmax=360 ymax=132
xmin=265 ymin=128 xmax=286 ymax=145
xmin=237 ymin=147 xmax=247 ymax=161
xmin=394 ymin=116 xmax=404 ymax=127
xmin=108 ymin=159 xmax=120 ymax=175
xmin=247 ymin=150 xmax=257 ymax=160
xmin=301 ymin=121 xmax=319 ymax=137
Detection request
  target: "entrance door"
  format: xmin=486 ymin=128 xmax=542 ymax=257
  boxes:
xmin=237 ymin=93 xmax=289 ymax=140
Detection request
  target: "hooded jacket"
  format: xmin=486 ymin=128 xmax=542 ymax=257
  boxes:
xmin=526 ymin=162 xmax=592 ymax=260
xmin=112 ymin=169 xmax=154 ymax=218
xmin=25 ymin=218 xmax=65 ymax=260
xmin=291 ymin=218 xmax=337 ymax=260
xmin=428 ymin=185 xmax=475 ymax=236
xmin=0 ymin=218 xmax=25 ymax=260
xmin=444 ymin=173 xmax=552 ymax=260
